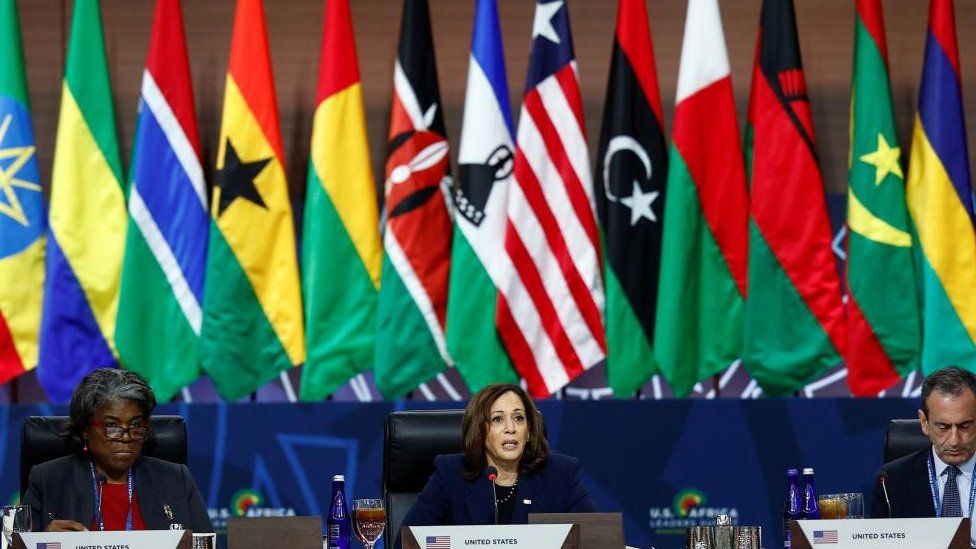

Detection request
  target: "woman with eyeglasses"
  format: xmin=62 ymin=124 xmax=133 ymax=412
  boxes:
xmin=22 ymin=368 xmax=213 ymax=533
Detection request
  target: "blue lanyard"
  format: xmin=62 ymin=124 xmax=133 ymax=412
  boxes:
xmin=89 ymin=462 xmax=134 ymax=531
xmin=927 ymin=454 xmax=976 ymax=518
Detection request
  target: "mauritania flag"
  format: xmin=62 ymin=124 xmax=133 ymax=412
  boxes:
xmin=375 ymin=0 xmax=454 ymax=398
xmin=906 ymin=0 xmax=976 ymax=374
xmin=655 ymin=0 xmax=748 ymax=397
xmin=117 ymin=0 xmax=208 ymax=402
xmin=201 ymin=0 xmax=305 ymax=400
xmin=845 ymin=0 xmax=920 ymax=395
xmin=300 ymin=0 xmax=382 ymax=401
xmin=743 ymin=0 xmax=845 ymax=396
xmin=0 ymin=0 xmax=44 ymax=385
xmin=447 ymin=0 xmax=519 ymax=391
xmin=38 ymin=0 xmax=125 ymax=402
xmin=594 ymin=0 xmax=667 ymax=397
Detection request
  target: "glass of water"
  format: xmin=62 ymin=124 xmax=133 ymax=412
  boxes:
xmin=191 ymin=532 xmax=217 ymax=549
xmin=352 ymin=499 xmax=386 ymax=549
xmin=2 ymin=505 xmax=32 ymax=546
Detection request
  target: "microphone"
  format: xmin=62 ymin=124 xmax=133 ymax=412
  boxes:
xmin=877 ymin=471 xmax=892 ymax=518
xmin=95 ymin=472 xmax=107 ymax=531
xmin=486 ymin=466 xmax=499 ymax=525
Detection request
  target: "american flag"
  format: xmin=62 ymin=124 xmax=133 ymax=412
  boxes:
xmin=497 ymin=0 xmax=606 ymax=398
xmin=425 ymin=535 xmax=451 ymax=549
xmin=36 ymin=543 xmax=62 ymax=549
xmin=813 ymin=529 xmax=838 ymax=544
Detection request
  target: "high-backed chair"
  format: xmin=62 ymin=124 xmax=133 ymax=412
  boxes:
xmin=383 ymin=409 xmax=464 ymax=547
xmin=20 ymin=415 xmax=188 ymax=497
xmin=883 ymin=419 xmax=929 ymax=464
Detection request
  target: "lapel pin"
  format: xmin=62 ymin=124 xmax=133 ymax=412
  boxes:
xmin=163 ymin=504 xmax=174 ymax=521
xmin=523 ymin=499 xmax=532 ymax=505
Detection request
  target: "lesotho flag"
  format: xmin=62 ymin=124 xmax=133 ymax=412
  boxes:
xmin=0 ymin=0 xmax=45 ymax=385
xmin=116 ymin=0 xmax=208 ymax=402
xmin=906 ymin=0 xmax=976 ymax=373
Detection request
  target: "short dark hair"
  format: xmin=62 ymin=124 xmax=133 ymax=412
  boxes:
xmin=64 ymin=368 xmax=157 ymax=452
xmin=920 ymin=367 xmax=976 ymax=416
xmin=461 ymin=384 xmax=549 ymax=481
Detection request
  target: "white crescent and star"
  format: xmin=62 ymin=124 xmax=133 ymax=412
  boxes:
xmin=532 ymin=1 xmax=564 ymax=44
xmin=602 ymin=135 xmax=658 ymax=226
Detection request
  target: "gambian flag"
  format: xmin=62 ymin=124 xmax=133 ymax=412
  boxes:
xmin=906 ymin=0 xmax=976 ymax=374
xmin=655 ymin=0 xmax=748 ymax=398
xmin=117 ymin=0 xmax=208 ymax=402
xmin=0 ymin=0 xmax=45 ymax=385
xmin=594 ymin=0 xmax=667 ymax=397
xmin=447 ymin=0 xmax=519 ymax=391
xmin=743 ymin=0 xmax=845 ymax=395
xmin=375 ymin=0 xmax=454 ymax=398
xmin=300 ymin=0 xmax=382 ymax=401
xmin=38 ymin=0 xmax=125 ymax=402
xmin=200 ymin=0 xmax=305 ymax=400
xmin=845 ymin=0 xmax=920 ymax=395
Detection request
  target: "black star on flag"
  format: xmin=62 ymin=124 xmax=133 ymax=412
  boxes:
xmin=215 ymin=139 xmax=270 ymax=217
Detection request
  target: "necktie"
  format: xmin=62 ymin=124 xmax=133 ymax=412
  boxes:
xmin=942 ymin=465 xmax=963 ymax=517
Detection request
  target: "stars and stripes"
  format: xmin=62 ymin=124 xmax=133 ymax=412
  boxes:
xmin=425 ymin=535 xmax=451 ymax=549
xmin=813 ymin=529 xmax=839 ymax=544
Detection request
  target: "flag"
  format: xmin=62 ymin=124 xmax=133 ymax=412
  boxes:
xmin=0 ymin=0 xmax=44 ymax=385
xmin=498 ymin=0 xmax=606 ymax=397
xmin=38 ymin=0 xmax=125 ymax=402
xmin=593 ymin=0 xmax=667 ymax=397
xmin=116 ymin=0 xmax=208 ymax=402
xmin=375 ymin=0 xmax=454 ymax=398
xmin=654 ymin=0 xmax=748 ymax=397
xmin=200 ymin=0 xmax=305 ymax=400
xmin=300 ymin=0 xmax=382 ymax=401
xmin=743 ymin=0 xmax=845 ymax=395
xmin=447 ymin=0 xmax=519 ymax=391
xmin=906 ymin=0 xmax=976 ymax=373
xmin=845 ymin=0 xmax=920 ymax=395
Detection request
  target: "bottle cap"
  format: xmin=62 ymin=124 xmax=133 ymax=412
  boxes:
xmin=802 ymin=468 xmax=815 ymax=475
xmin=716 ymin=514 xmax=732 ymax=526
xmin=333 ymin=474 xmax=345 ymax=481
xmin=787 ymin=468 xmax=799 ymax=475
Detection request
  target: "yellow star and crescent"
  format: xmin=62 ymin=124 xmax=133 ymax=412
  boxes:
xmin=0 ymin=113 xmax=41 ymax=227
xmin=859 ymin=133 xmax=902 ymax=185
xmin=849 ymin=132 xmax=910 ymax=247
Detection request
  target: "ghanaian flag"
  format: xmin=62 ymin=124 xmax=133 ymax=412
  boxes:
xmin=200 ymin=0 xmax=305 ymax=400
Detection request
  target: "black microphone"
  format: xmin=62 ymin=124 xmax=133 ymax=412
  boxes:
xmin=877 ymin=471 xmax=892 ymax=518
xmin=486 ymin=466 xmax=499 ymax=525
xmin=95 ymin=472 xmax=107 ymax=530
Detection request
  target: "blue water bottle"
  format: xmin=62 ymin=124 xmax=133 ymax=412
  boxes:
xmin=327 ymin=474 xmax=351 ymax=549
xmin=800 ymin=467 xmax=821 ymax=520
xmin=783 ymin=468 xmax=801 ymax=548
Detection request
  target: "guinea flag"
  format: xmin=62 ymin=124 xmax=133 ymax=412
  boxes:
xmin=743 ymin=0 xmax=845 ymax=395
xmin=845 ymin=0 xmax=920 ymax=395
xmin=200 ymin=0 xmax=305 ymax=400
xmin=655 ymin=0 xmax=748 ymax=398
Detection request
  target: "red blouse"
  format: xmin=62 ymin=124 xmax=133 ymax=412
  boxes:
xmin=91 ymin=482 xmax=147 ymax=531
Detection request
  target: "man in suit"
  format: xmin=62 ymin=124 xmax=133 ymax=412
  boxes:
xmin=873 ymin=366 xmax=976 ymax=545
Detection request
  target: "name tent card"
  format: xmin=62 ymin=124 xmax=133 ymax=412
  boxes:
xmin=790 ymin=518 xmax=970 ymax=549
xmin=12 ymin=530 xmax=191 ymax=549
xmin=401 ymin=524 xmax=580 ymax=549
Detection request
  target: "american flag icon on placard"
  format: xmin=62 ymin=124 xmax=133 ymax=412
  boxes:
xmin=425 ymin=535 xmax=451 ymax=549
xmin=36 ymin=543 xmax=62 ymax=549
xmin=813 ymin=530 xmax=838 ymax=544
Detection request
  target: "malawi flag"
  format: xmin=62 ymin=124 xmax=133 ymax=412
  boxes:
xmin=38 ymin=0 xmax=126 ymax=402
xmin=655 ymin=0 xmax=748 ymax=397
xmin=0 ymin=0 xmax=45 ymax=385
xmin=845 ymin=0 xmax=920 ymax=395
xmin=117 ymin=0 xmax=208 ymax=402
xmin=300 ymin=0 xmax=383 ymax=401
xmin=593 ymin=0 xmax=667 ymax=397
xmin=446 ymin=0 xmax=519 ymax=391
xmin=200 ymin=0 xmax=305 ymax=400
xmin=906 ymin=0 xmax=976 ymax=374
xmin=743 ymin=0 xmax=845 ymax=395
xmin=375 ymin=0 xmax=454 ymax=398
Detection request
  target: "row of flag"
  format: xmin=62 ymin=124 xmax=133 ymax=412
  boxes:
xmin=0 ymin=0 xmax=972 ymax=403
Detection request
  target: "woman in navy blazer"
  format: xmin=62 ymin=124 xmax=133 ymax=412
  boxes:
xmin=395 ymin=383 xmax=597 ymax=547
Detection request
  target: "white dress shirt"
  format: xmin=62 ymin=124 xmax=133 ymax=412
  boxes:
xmin=931 ymin=447 xmax=976 ymax=547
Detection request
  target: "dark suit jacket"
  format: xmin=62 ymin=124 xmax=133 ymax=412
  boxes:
xmin=23 ymin=454 xmax=213 ymax=533
xmin=395 ymin=452 xmax=597 ymax=548
xmin=872 ymin=446 xmax=936 ymax=518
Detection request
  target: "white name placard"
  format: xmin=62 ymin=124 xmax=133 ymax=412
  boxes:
xmin=408 ymin=524 xmax=574 ymax=549
xmin=15 ymin=529 xmax=188 ymax=549
xmin=796 ymin=518 xmax=967 ymax=549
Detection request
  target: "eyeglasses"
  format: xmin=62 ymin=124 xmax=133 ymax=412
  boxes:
xmin=90 ymin=421 xmax=148 ymax=441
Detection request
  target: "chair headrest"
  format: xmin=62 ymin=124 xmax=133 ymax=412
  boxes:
xmin=383 ymin=410 xmax=464 ymax=493
xmin=884 ymin=419 xmax=929 ymax=464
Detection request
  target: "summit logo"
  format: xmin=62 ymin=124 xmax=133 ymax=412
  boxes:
xmin=648 ymin=488 xmax=739 ymax=535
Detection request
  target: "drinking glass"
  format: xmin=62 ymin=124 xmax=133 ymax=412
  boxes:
xmin=352 ymin=499 xmax=386 ymax=549
xmin=191 ymin=532 xmax=217 ymax=549
xmin=843 ymin=492 xmax=864 ymax=519
xmin=2 ymin=505 xmax=32 ymax=546
xmin=817 ymin=494 xmax=848 ymax=520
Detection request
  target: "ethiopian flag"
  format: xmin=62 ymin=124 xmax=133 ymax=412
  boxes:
xmin=0 ymin=0 xmax=45 ymax=385
xmin=38 ymin=0 xmax=125 ymax=402
xmin=200 ymin=0 xmax=305 ymax=400
xmin=845 ymin=0 xmax=920 ymax=395
xmin=906 ymin=0 xmax=976 ymax=374
xmin=300 ymin=0 xmax=382 ymax=401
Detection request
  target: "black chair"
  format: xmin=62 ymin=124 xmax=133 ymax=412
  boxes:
xmin=19 ymin=415 xmax=188 ymax=497
xmin=883 ymin=419 xmax=929 ymax=463
xmin=383 ymin=409 xmax=464 ymax=547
